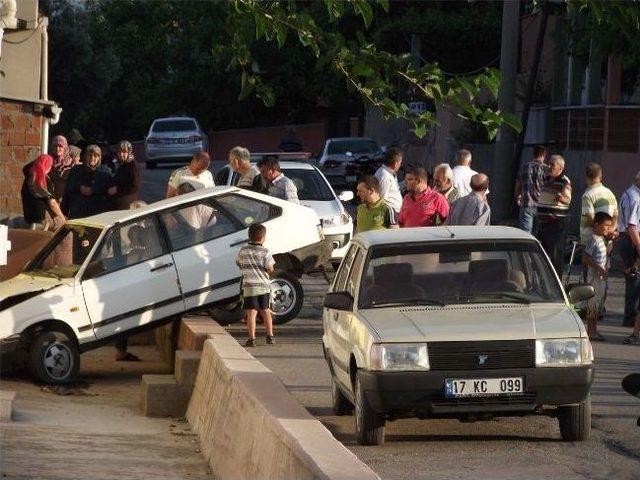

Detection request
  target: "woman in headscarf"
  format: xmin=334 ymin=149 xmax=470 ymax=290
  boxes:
xmin=109 ymin=140 xmax=141 ymax=210
xmin=21 ymin=154 xmax=65 ymax=230
xmin=62 ymin=145 xmax=113 ymax=219
xmin=49 ymin=135 xmax=80 ymax=203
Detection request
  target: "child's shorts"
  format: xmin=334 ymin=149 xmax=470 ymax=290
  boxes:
xmin=243 ymin=293 xmax=270 ymax=310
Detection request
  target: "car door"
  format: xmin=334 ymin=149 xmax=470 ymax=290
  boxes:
xmin=81 ymin=214 xmax=185 ymax=340
xmin=325 ymin=245 xmax=358 ymax=388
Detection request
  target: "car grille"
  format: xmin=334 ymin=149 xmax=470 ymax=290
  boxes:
xmin=428 ymin=340 xmax=535 ymax=370
xmin=431 ymin=393 xmax=537 ymax=408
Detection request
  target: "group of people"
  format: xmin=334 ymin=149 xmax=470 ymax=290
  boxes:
xmin=354 ymin=147 xmax=491 ymax=233
xmin=21 ymin=135 xmax=140 ymax=230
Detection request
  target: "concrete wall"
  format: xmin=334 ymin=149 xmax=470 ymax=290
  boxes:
xmin=187 ymin=335 xmax=380 ymax=480
xmin=0 ymin=99 xmax=43 ymax=219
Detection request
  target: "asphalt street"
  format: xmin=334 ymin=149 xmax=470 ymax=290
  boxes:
xmin=141 ymin=162 xmax=640 ymax=480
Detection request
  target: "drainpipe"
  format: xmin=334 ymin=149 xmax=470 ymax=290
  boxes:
xmin=40 ymin=17 xmax=49 ymax=155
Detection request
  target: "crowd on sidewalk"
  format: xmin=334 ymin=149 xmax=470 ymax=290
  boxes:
xmin=18 ymin=137 xmax=640 ymax=347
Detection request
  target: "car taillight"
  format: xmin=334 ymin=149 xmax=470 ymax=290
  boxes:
xmin=189 ymin=135 xmax=202 ymax=143
xmin=147 ymin=137 xmax=160 ymax=144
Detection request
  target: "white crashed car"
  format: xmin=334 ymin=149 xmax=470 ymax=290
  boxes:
xmin=0 ymin=186 xmax=331 ymax=384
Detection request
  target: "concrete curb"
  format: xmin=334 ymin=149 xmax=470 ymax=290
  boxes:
xmin=186 ymin=334 xmax=380 ymax=480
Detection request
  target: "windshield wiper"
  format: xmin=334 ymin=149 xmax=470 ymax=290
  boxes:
xmin=27 ymin=269 xmax=61 ymax=280
xmin=442 ymin=292 xmax=531 ymax=305
xmin=370 ymin=297 xmax=446 ymax=308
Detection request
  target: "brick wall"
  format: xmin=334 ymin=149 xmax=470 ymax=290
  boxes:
xmin=0 ymin=98 xmax=43 ymax=220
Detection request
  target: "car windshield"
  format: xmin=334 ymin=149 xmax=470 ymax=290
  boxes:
xmin=285 ymin=169 xmax=335 ymax=201
xmin=152 ymin=119 xmax=197 ymax=132
xmin=327 ymin=140 xmax=378 ymax=155
xmin=25 ymin=224 xmax=103 ymax=279
xmin=359 ymin=241 xmax=564 ymax=309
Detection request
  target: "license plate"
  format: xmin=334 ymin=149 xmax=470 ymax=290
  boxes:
xmin=346 ymin=175 xmax=357 ymax=183
xmin=444 ymin=377 xmax=524 ymax=398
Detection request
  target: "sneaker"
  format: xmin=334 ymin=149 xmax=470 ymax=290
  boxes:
xmin=266 ymin=335 xmax=276 ymax=345
xmin=245 ymin=338 xmax=256 ymax=348
xmin=623 ymin=334 xmax=640 ymax=345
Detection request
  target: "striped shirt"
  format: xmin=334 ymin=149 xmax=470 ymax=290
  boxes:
xmin=580 ymin=183 xmax=618 ymax=244
xmin=518 ymin=160 xmax=548 ymax=209
xmin=585 ymin=234 xmax=607 ymax=270
xmin=536 ymin=174 xmax=571 ymax=221
xmin=269 ymin=173 xmax=299 ymax=203
xmin=236 ymin=243 xmax=275 ymax=296
xmin=618 ymin=185 xmax=640 ymax=233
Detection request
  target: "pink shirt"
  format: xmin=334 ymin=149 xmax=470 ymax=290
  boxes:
xmin=398 ymin=187 xmax=449 ymax=227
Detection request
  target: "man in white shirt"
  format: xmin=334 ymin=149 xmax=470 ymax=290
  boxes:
xmin=451 ymin=149 xmax=478 ymax=197
xmin=166 ymin=151 xmax=214 ymax=198
xmin=374 ymin=147 xmax=403 ymax=213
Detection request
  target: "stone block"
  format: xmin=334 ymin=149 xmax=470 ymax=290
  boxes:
xmin=141 ymin=375 xmax=179 ymax=418
xmin=174 ymin=350 xmax=201 ymax=387
xmin=178 ymin=316 xmax=225 ymax=351
xmin=0 ymin=390 xmax=16 ymax=421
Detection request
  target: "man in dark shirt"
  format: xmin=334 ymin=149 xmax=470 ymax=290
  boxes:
xmin=514 ymin=145 xmax=548 ymax=234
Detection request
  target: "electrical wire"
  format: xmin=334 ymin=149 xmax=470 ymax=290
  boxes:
xmin=2 ymin=19 xmax=42 ymax=45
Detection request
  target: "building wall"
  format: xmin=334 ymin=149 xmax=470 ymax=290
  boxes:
xmin=0 ymin=98 xmax=43 ymax=219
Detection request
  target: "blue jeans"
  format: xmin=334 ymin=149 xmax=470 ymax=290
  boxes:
xmin=518 ymin=207 xmax=536 ymax=234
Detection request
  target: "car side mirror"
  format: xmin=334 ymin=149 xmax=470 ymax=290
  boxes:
xmin=324 ymin=291 xmax=353 ymax=311
xmin=338 ymin=191 xmax=354 ymax=202
xmin=566 ymin=284 xmax=595 ymax=304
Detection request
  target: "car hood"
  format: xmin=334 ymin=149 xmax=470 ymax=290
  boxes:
xmin=300 ymin=199 xmax=342 ymax=220
xmin=0 ymin=273 xmax=72 ymax=310
xmin=358 ymin=303 xmax=581 ymax=343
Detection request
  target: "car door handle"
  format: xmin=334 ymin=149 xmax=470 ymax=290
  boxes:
xmin=150 ymin=262 xmax=173 ymax=272
xmin=230 ymin=239 xmax=249 ymax=247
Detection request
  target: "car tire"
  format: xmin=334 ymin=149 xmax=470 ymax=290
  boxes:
xmin=558 ymin=395 xmax=591 ymax=441
xmin=355 ymin=371 xmax=385 ymax=445
xmin=145 ymin=161 xmax=157 ymax=169
xmin=29 ymin=330 xmax=80 ymax=385
xmin=208 ymin=299 xmax=244 ymax=326
xmin=331 ymin=375 xmax=353 ymax=416
xmin=269 ymin=271 xmax=303 ymax=325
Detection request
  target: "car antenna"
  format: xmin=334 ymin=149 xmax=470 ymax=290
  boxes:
xmin=444 ymin=226 xmax=455 ymax=238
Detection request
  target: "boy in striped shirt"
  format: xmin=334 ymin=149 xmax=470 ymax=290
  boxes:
xmin=236 ymin=223 xmax=276 ymax=347
xmin=582 ymin=212 xmax=614 ymax=342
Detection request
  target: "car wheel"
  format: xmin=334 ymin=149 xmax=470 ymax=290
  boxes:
xmin=331 ymin=375 xmax=353 ymax=416
xmin=355 ymin=371 xmax=385 ymax=445
xmin=145 ymin=161 xmax=157 ymax=169
xmin=558 ymin=395 xmax=591 ymax=441
xmin=29 ymin=330 xmax=80 ymax=384
xmin=269 ymin=271 xmax=303 ymax=325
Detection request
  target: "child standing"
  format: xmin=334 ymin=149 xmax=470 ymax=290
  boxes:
xmin=582 ymin=212 xmax=614 ymax=341
xmin=236 ymin=223 xmax=276 ymax=347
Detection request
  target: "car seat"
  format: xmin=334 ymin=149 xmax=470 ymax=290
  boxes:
xmin=465 ymin=259 xmax=521 ymax=294
xmin=362 ymin=263 xmax=426 ymax=306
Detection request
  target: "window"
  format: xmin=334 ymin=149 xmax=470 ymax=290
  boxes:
xmin=86 ymin=216 xmax=165 ymax=277
xmin=160 ymin=200 xmax=239 ymax=251
xmin=327 ymin=140 xmax=378 ymax=155
xmin=359 ymin=241 xmax=564 ymax=308
xmin=285 ymin=169 xmax=334 ymax=201
xmin=346 ymin=249 xmax=364 ymax=298
xmin=216 ymin=194 xmax=276 ymax=227
xmin=152 ymin=119 xmax=197 ymax=132
xmin=333 ymin=245 xmax=358 ymax=293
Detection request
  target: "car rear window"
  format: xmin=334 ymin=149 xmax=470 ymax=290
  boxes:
xmin=152 ymin=120 xmax=197 ymax=132
xmin=327 ymin=140 xmax=378 ymax=155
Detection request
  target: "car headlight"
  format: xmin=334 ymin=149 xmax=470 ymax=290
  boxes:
xmin=322 ymin=213 xmax=350 ymax=227
xmin=370 ymin=343 xmax=430 ymax=371
xmin=535 ymin=338 xmax=593 ymax=367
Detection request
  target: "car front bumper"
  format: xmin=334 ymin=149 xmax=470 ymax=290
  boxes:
xmin=290 ymin=238 xmax=335 ymax=272
xmin=359 ymin=366 xmax=594 ymax=416
xmin=146 ymin=143 xmax=205 ymax=161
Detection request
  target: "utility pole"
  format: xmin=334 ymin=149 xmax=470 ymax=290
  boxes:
xmin=493 ymin=0 xmax=520 ymax=223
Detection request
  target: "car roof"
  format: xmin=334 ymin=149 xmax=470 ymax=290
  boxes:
xmin=326 ymin=137 xmax=375 ymax=142
xmin=152 ymin=116 xmax=197 ymax=122
xmin=353 ymin=226 xmax=537 ymax=249
xmin=69 ymin=186 xmax=238 ymax=228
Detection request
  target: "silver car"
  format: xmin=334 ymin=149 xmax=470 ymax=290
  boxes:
xmin=144 ymin=116 xmax=209 ymax=169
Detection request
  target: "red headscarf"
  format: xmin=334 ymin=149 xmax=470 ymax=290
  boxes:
xmin=29 ymin=154 xmax=54 ymax=190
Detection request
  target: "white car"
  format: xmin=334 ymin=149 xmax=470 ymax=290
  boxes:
xmin=317 ymin=137 xmax=383 ymax=190
xmin=144 ymin=116 xmax=209 ymax=169
xmin=215 ymin=161 xmax=354 ymax=264
xmin=0 ymin=187 xmax=331 ymax=384
xmin=322 ymin=227 xmax=595 ymax=445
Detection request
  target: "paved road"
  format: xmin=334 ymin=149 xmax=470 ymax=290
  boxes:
xmin=225 ymin=274 xmax=640 ymax=480
xmin=140 ymin=162 xmax=640 ymax=479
